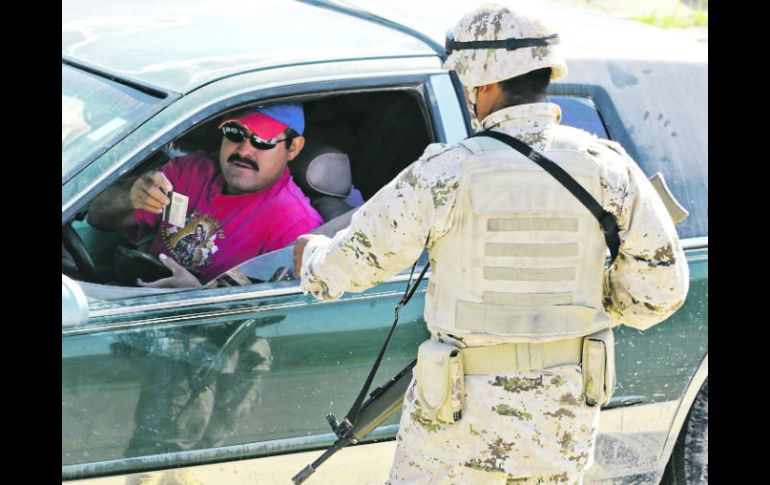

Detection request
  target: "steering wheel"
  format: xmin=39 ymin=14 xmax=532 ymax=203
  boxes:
xmin=62 ymin=223 xmax=98 ymax=282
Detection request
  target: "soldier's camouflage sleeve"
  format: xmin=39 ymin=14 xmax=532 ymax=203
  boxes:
xmin=301 ymin=144 xmax=467 ymax=300
xmin=596 ymin=141 xmax=690 ymax=330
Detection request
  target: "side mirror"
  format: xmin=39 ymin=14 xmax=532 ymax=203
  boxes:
xmin=649 ymin=172 xmax=689 ymax=224
xmin=62 ymin=275 xmax=88 ymax=329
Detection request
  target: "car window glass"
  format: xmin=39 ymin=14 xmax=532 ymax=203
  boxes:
xmin=548 ymin=95 xmax=608 ymax=138
xmin=62 ymin=63 xmax=164 ymax=182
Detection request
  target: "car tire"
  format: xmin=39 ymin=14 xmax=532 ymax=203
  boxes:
xmin=661 ymin=379 xmax=708 ymax=485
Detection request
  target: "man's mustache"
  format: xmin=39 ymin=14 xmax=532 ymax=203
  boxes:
xmin=228 ymin=154 xmax=259 ymax=171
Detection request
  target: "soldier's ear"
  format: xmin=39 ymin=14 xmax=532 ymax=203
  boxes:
xmin=478 ymin=83 xmax=502 ymax=97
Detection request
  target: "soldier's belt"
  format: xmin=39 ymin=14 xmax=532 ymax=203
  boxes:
xmin=461 ymin=338 xmax=583 ymax=374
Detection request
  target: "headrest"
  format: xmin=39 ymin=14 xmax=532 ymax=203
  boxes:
xmin=290 ymin=141 xmax=352 ymax=198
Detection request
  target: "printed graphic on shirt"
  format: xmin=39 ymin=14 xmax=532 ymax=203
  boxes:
xmin=161 ymin=209 xmax=225 ymax=269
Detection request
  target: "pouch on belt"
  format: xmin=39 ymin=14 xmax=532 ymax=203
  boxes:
xmin=582 ymin=327 xmax=616 ymax=406
xmin=416 ymin=340 xmax=464 ymax=423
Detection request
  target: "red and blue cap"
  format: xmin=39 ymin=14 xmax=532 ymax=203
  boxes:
xmin=219 ymin=103 xmax=305 ymax=140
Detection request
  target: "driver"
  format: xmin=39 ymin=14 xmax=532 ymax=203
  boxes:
xmin=88 ymin=103 xmax=323 ymax=288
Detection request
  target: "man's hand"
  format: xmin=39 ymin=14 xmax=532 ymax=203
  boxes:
xmin=130 ymin=172 xmax=174 ymax=214
xmin=88 ymin=170 xmax=174 ymax=230
xmin=137 ymin=254 xmax=202 ymax=288
xmin=294 ymin=234 xmax=317 ymax=277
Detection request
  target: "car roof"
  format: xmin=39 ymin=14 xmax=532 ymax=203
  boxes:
xmin=62 ymin=0 xmax=438 ymax=94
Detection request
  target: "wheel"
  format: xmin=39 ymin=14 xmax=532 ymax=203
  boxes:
xmin=661 ymin=379 xmax=708 ymax=485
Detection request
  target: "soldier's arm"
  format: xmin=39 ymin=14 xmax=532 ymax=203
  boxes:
xmin=600 ymin=147 xmax=690 ymax=330
xmin=300 ymin=145 xmax=466 ymax=300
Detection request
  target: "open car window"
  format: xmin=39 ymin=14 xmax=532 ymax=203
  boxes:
xmin=66 ymin=87 xmax=434 ymax=307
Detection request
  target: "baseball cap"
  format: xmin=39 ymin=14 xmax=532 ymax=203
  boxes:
xmin=219 ymin=103 xmax=305 ymax=139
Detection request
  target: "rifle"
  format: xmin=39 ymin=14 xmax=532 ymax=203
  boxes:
xmin=292 ymin=359 xmax=415 ymax=484
xmin=292 ymin=256 xmax=429 ymax=484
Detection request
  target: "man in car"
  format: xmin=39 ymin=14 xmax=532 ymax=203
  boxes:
xmin=88 ymin=103 xmax=323 ymax=288
xmin=293 ymin=4 xmax=689 ymax=484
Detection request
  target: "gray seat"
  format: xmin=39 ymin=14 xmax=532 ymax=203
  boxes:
xmin=290 ymin=141 xmax=354 ymax=222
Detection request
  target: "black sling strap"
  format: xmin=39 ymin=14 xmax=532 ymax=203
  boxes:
xmin=327 ymin=257 xmax=430 ymax=439
xmin=470 ymin=130 xmax=620 ymax=262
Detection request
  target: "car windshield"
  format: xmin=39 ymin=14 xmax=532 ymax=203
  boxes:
xmin=62 ymin=63 xmax=164 ymax=182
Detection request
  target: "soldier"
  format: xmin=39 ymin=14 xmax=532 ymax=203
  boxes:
xmin=293 ymin=4 xmax=689 ymax=484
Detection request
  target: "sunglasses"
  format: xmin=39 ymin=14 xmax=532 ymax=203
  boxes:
xmin=220 ymin=122 xmax=290 ymax=150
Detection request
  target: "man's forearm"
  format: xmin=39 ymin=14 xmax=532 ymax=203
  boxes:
xmin=87 ymin=180 xmax=137 ymax=230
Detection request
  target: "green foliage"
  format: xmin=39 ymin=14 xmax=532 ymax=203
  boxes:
xmin=633 ymin=7 xmax=708 ymax=29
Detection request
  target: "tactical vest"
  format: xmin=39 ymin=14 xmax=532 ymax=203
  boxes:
xmin=424 ymin=130 xmax=611 ymax=342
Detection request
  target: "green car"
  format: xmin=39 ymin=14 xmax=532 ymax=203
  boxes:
xmin=62 ymin=1 xmax=707 ymax=484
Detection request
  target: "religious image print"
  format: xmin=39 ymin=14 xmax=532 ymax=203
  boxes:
xmin=161 ymin=209 xmax=224 ymax=270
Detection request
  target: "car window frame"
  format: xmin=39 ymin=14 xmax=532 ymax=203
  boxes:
xmin=63 ymin=68 xmax=465 ymax=331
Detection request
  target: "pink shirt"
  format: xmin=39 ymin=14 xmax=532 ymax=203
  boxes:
xmin=131 ymin=152 xmax=323 ymax=284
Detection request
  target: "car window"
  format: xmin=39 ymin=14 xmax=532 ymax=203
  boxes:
xmin=548 ymin=95 xmax=609 ymax=138
xmin=62 ymin=63 xmax=165 ymax=183
xmin=67 ymin=88 xmax=433 ymax=297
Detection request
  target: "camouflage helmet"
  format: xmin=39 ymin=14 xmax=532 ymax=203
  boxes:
xmin=443 ymin=3 xmax=568 ymax=88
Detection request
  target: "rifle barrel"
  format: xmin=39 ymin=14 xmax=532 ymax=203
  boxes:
xmin=292 ymin=360 xmax=417 ymax=483
xmin=292 ymin=435 xmax=353 ymax=484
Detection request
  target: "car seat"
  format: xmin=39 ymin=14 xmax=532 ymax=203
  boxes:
xmin=290 ymin=141 xmax=354 ymax=222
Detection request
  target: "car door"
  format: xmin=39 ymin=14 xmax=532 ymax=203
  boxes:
xmin=62 ymin=61 xmax=468 ymax=482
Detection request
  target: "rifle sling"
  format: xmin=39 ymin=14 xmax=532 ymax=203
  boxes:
xmin=344 ymin=260 xmax=430 ymax=427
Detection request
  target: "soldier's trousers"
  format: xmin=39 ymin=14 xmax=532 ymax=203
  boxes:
xmin=388 ymin=363 xmax=600 ymax=484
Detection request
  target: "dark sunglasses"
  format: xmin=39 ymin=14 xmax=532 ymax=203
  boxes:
xmin=220 ymin=122 xmax=290 ymax=150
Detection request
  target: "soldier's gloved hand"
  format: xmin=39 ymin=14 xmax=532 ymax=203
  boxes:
xmin=129 ymin=171 xmax=173 ymax=214
xmin=293 ymin=234 xmax=318 ymax=276
xmin=137 ymin=254 xmax=202 ymax=288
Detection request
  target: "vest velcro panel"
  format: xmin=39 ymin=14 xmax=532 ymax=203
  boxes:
xmin=425 ymin=136 xmax=610 ymax=342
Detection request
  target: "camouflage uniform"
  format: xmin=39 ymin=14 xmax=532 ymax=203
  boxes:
xmin=301 ymin=102 xmax=688 ymax=484
xmin=301 ymin=4 xmax=688 ymax=484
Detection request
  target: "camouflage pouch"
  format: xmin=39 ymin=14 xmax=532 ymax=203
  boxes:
xmin=416 ymin=340 xmax=464 ymax=423
xmin=582 ymin=328 xmax=616 ymax=406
